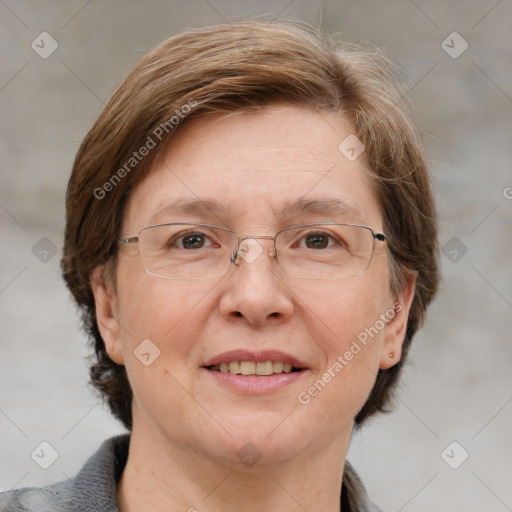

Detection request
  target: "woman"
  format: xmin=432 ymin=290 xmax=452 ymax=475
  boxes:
xmin=0 ymin=20 xmax=438 ymax=512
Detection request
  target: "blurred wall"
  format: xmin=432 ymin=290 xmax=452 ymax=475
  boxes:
xmin=1 ymin=1 xmax=511 ymax=510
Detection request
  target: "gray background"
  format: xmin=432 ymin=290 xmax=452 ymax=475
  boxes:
xmin=1 ymin=1 xmax=511 ymax=510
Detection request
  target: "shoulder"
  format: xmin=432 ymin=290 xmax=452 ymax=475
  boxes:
xmin=0 ymin=480 xmax=73 ymax=511
xmin=0 ymin=435 xmax=129 ymax=512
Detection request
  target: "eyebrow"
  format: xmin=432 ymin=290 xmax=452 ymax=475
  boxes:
xmin=148 ymin=197 xmax=367 ymax=226
xmin=276 ymin=198 xmax=368 ymax=224
xmin=148 ymin=198 xmax=233 ymax=225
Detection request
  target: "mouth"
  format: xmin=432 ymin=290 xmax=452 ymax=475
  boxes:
xmin=205 ymin=360 xmax=303 ymax=376
xmin=201 ymin=350 xmax=308 ymax=393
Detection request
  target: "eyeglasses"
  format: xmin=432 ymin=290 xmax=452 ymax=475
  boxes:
xmin=118 ymin=222 xmax=388 ymax=280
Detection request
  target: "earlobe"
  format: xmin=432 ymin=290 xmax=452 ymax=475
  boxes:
xmin=379 ymin=271 xmax=417 ymax=370
xmin=90 ymin=266 xmax=125 ymax=365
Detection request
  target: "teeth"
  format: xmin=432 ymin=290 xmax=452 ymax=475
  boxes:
xmin=240 ymin=361 xmax=256 ymax=375
xmin=256 ymin=361 xmax=273 ymax=376
xmin=228 ymin=361 xmax=240 ymax=374
xmin=211 ymin=360 xmax=298 ymax=375
xmin=273 ymin=361 xmax=284 ymax=373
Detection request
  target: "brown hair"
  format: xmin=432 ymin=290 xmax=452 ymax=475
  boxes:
xmin=61 ymin=19 xmax=439 ymax=430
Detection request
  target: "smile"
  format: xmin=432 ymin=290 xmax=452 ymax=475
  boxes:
xmin=202 ymin=350 xmax=308 ymax=393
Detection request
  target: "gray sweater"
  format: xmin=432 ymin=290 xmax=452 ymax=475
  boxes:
xmin=0 ymin=435 xmax=383 ymax=511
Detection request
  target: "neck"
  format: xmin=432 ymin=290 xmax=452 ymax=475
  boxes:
xmin=117 ymin=421 xmax=351 ymax=512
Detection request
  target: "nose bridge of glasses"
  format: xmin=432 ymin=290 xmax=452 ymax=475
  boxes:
xmin=231 ymin=234 xmax=278 ymax=266
xmin=239 ymin=234 xmax=275 ymax=240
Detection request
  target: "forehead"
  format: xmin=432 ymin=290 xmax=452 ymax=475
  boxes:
xmin=123 ymin=105 xmax=382 ymax=232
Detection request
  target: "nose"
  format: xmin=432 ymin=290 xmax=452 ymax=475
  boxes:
xmin=219 ymin=239 xmax=294 ymax=327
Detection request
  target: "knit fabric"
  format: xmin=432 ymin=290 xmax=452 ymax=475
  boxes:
xmin=0 ymin=435 xmax=383 ymax=511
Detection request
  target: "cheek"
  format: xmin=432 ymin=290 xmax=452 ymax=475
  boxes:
xmin=113 ymin=268 xmax=218 ymax=428
xmin=293 ymin=269 xmax=387 ymax=349
xmin=114 ymin=261 xmax=214 ymax=372
xmin=291 ymin=272 xmax=389 ymax=421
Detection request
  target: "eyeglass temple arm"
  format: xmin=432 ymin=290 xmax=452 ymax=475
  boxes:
xmin=118 ymin=236 xmax=139 ymax=244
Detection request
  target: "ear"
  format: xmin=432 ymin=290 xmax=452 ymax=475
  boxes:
xmin=90 ymin=266 xmax=125 ymax=365
xmin=379 ymin=271 xmax=417 ymax=370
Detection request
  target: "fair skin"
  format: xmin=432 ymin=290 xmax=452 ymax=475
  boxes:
xmin=92 ymin=104 xmax=415 ymax=512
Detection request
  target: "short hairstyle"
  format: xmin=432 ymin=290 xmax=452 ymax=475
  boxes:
xmin=61 ymin=19 xmax=439 ymax=430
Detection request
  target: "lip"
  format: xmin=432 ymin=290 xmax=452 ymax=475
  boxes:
xmin=204 ymin=370 xmax=306 ymax=394
xmin=202 ymin=349 xmax=308 ymax=369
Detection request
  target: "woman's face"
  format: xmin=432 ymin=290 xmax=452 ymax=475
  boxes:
xmin=93 ymin=104 xmax=414 ymax=467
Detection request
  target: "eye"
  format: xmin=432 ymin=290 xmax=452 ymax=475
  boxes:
xmin=303 ymin=232 xmax=332 ymax=249
xmin=295 ymin=230 xmax=344 ymax=250
xmin=181 ymin=233 xmax=206 ymax=249
xmin=172 ymin=231 xmax=216 ymax=250
xmin=283 ymin=226 xmax=353 ymax=253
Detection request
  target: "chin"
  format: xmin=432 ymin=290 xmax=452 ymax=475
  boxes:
xmin=197 ymin=411 xmax=318 ymax=468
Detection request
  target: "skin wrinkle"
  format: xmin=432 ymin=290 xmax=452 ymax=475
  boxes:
xmin=185 ymin=147 xmax=343 ymax=173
